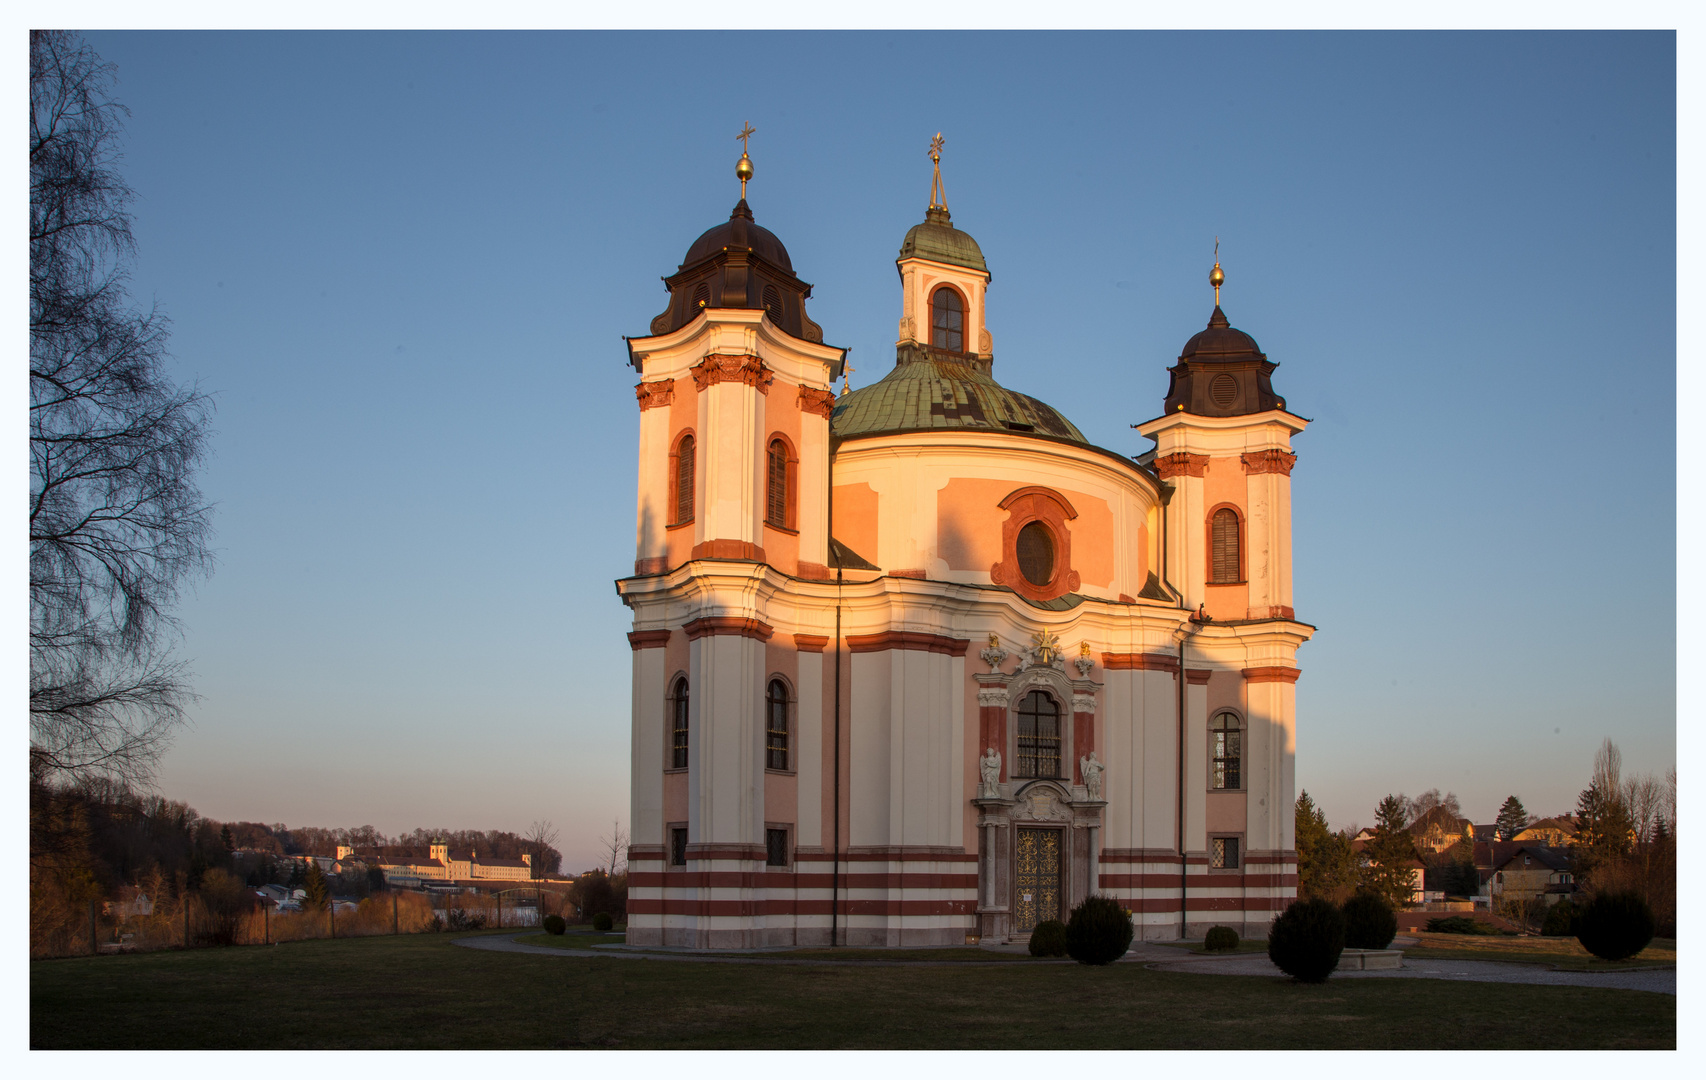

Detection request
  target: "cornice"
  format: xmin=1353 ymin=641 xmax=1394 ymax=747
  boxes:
xmin=1133 ymin=408 xmax=1309 ymax=439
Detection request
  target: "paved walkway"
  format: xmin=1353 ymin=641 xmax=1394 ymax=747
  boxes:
xmin=456 ymin=934 xmax=1674 ymax=993
xmin=1134 ymin=940 xmax=1675 ymax=995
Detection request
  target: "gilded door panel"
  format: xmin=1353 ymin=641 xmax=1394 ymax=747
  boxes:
xmin=1015 ymin=827 xmax=1062 ymax=932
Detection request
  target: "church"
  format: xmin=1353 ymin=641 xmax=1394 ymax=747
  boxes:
xmin=617 ymin=133 xmax=1311 ymax=948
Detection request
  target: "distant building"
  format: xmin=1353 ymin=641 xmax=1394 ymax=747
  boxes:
xmin=1511 ymin=817 xmax=1577 ymax=848
xmin=368 ymin=840 xmax=533 ymax=887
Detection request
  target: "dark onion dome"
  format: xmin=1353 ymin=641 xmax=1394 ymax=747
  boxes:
xmin=832 ymin=342 xmax=1086 ymax=443
xmin=897 ymin=206 xmax=988 ymax=274
xmin=682 ymin=199 xmax=794 ymax=273
xmin=1161 ymin=306 xmax=1287 ymax=417
xmin=1179 ymin=305 xmax=1264 ymax=360
xmin=648 ymin=199 xmax=823 ymax=342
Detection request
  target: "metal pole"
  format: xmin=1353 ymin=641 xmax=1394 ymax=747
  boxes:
xmin=393 ymin=891 xmax=399 ymax=935
xmin=184 ymin=897 xmax=190 ymax=949
xmin=330 ymin=899 xmax=336 ymax=939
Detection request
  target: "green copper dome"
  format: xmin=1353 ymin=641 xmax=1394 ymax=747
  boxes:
xmin=897 ymin=207 xmax=988 ymax=274
xmin=832 ymin=343 xmax=1086 ymax=443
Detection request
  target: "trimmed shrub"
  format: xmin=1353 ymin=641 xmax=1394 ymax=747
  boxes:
xmin=1267 ymin=898 xmax=1345 ymax=983
xmin=1203 ymin=926 xmax=1239 ymax=953
xmin=1575 ymin=890 xmax=1656 ymax=961
xmin=1426 ymin=915 xmax=1495 ymax=935
xmin=542 ymin=914 xmax=566 ymax=936
xmin=1341 ymin=892 xmax=1397 ymax=950
xmin=1028 ymin=920 xmax=1068 ymax=957
xmin=1064 ymin=895 xmax=1135 ymax=966
xmin=591 ymin=911 xmax=614 ymax=933
xmin=1540 ymin=899 xmax=1578 ymax=938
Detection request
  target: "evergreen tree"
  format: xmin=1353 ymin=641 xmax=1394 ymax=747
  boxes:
xmin=302 ymin=859 xmax=329 ymax=911
xmin=1494 ymin=795 xmax=1529 ymax=840
xmin=1572 ymin=782 xmax=1633 ymax=889
xmin=1359 ymin=795 xmax=1420 ymax=909
xmin=220 ymin=823 xmax=233 ymax=852
xmin=1295 ymin=790 xmax=1357 ymax=902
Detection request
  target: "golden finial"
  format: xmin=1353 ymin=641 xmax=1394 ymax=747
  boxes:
xmin=928 ymin=132 xmax=947 ymax=211
xmin=735 ymin=122 xmax=756 ymax=199
xmin=841 ymin=360 xmax=856 ymax=394
xmin=1209 ymin=236 xmax=1224 ymax=306
xmin=1080 ymin=640 xmax=1091 ymax=659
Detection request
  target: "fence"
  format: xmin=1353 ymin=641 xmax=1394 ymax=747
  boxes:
xmin=31 ymin=886 xmax=572 ymax=959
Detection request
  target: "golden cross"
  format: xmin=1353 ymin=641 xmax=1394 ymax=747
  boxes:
xmin=929 ymin=132 xmax=944 ymax=163
xmin=737 ymin=122 xmax=756 ymax=154
xmin=841 ymin=361 xmax=856 ymax=394
xmin=928 ymin=132 xmax=947 ymax=211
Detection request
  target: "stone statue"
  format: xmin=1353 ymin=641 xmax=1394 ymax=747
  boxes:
xmin=978 ymin=747 xmax=1002 ymax=798
xmin=1080 ymin=751 xmax=1105 ymax=801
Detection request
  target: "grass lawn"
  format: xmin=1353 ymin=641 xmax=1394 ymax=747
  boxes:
xmin=31 ymin=931 xmax=1673 ymax=1049
xmin=1402 ymin=933 xmax=1676 ymax=971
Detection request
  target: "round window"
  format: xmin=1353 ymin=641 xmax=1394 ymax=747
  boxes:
xmin=1016 ymin=521 xmax=1055 ymax=587
xmin=1209 ymin=373 xmax=1239 ymax=407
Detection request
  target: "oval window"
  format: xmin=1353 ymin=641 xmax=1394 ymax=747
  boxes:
xmin=1016 ymin=521 xmax=1054 ymax=586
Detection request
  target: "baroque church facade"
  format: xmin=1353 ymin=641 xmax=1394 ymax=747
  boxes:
xmin=617 ymin=139 xmax=1311 ymax=948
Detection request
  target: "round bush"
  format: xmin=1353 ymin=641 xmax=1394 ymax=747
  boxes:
xmin=591 ymin=911 xmax=614 ymax=933
xmin=1203 ymin=926 xmax=1239 ymax=952
xmin=1341 ymin=892 xmax=1397 ymax=950
xmin=1028 ymin=919 xmax=1068 ymax=957
xmin=1267 ymin=898 xmax=1346 ymax=983
xmin=542 ymin=914 xmax=566 ymax=935
xmin=1575 ymin=890 xmax=1655 ymax=961
xmin=1540 ymin=899 xmax=1578 ymax=938
xmin=1065 ymin=895 xmax=1135 ymax=966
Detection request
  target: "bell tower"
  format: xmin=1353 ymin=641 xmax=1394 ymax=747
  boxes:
xmin=894 ymin=134 xmax=994 ymax=363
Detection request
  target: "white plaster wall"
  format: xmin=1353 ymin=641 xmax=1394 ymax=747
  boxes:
xmin=796 ymin=649 xmax=823 ymax=849
xmin=631 ymin=646 xmax=666 ymax=846
xmin=690 ymin=634 xmax=764 ymax=845
xmin=849 ymin=650 xmax=891 ymax=846
xmin=1143 ymin=670 xmax=1179 ymax=851
xmin=634 ymin=396 xmax=669 ymax=562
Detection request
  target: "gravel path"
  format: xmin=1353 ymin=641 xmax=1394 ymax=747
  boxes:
xmin=457 ymin=934 xmax=1674 ymax=993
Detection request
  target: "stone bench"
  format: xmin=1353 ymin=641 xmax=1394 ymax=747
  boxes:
xmin=1339 ymin=948 xmax=1404 ymax=970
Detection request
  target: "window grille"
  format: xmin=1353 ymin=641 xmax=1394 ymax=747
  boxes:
xmin=1015 ymin=690 xmax=1061 ymax=779
xmin=766 ymin=440 xmax=788 ymax=528
xmin=670 ymin=678 xmax=690 ymax=769
xmin=1211 ymin=836 xmax=1240 ymax=869
xmin=674 ymin=435 xmax=695 ymax=524
xmin=670 ymin=828 xmax=688 ymax=867
xmin=1211 ymin=712 xmax=1241 ymax=789
xmin=765 ymin=679 xmax=789 ymax=771
xmin=765 ymin=828 xmax=789 ymax=867
xmin=1210 ymin=508 xmax=1240 ymax=583
xmin=931 ymin=287 xmax=964 ymax=352
xmin=1016 ymin=521 xmax=1054 ymax=586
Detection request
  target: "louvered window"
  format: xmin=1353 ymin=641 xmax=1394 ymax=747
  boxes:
xmin=1016 ymin=690 xmax=1062 ymax=779
xmin=1210 ymin=508 xmax=1240 ymax=583
xmin=931 ymin=286 xmax=964 ymax=352
xmin=1211 ymin=712 xmax=1241 ymax=790
xmin=763 ymin=284 xmax=784 ymax=325
xmin=670 ymin=678 xmax=690 ymax=769
xmin=1016 ymin=521 xmax=1054 ymax=586
xmin=692 ymin=282 xmax=710 ymax=311
xmin=674 ymin=435 xmax=694 ymax=524
xmin=767 ymin=439 xmax=788 ymax=527
xmin=765 ymin=679 xmax=790 ymax=771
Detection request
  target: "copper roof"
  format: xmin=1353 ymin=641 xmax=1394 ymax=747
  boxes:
xmin=832 ymin=343 xmax=1085 ymax=444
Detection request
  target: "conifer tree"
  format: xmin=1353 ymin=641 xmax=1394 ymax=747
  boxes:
xmin=302 ymin=859 xmax=329 ymax=911
xmin=1359 ymin=795 xmax=1420 ymax=909
xmin=1494 ymin=795 xmax=1529 ymax=840
xmin=1295 ymin=790 xmax=1358 ymax=902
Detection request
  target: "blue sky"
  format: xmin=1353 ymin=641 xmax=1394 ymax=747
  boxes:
xmin=72 ymin=30 xmax=1675 ymax=867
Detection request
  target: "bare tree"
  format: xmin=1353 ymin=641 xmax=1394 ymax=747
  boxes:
xmin=525 ymin=819 xmax=560 ymax=880
xmin=30 ymin=31 xmax=213 ymax=787
xmin=601 ymin=819 xmax=629 ymax=877
xmin=1591 ymin=738 xmax=1622 ymax=802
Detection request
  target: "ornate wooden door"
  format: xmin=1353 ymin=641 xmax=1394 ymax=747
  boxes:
xmin=1014 ymin=827 xmax=1062 ymax=932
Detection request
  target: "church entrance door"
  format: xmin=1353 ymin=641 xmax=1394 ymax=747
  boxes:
xmin=1014 ymin=827 xmax=1062 ymax=932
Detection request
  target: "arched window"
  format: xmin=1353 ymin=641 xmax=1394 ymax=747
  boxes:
xmin=763 ymin=284 xmax=784 ymax=325
xmin=1016 ymin=690 xmax=1062 ymax=779
xmin=765 ymin=678 xmax=790 ymax=771
xmin=1210 ymin=507 xmax=1240 ymax=583
xmin=1016 ymin=521 xmax=1054 ymax=587
xmin=1211 ymin=712 xmax=1241 ymax=790
xmin=670 ymin=678 xmax=690 ymax=769
xmin=673 ymin=434 xmax=695 ymax=525
xmin=766 ymin=439 xmax=788 ymax=528
xmin=930 ymin=286 xmax=964 ymax=352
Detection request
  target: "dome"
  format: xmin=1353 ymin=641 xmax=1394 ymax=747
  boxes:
xmin=1179 ymin=306 xmax=1264 ymax=360
xmin=681 ymin=199 xmax=793 ymax=273
xmin=898 ymin=207 xmax=987 ymax=273
xmin=832 ymin=344 xmax=1085 ymax=443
